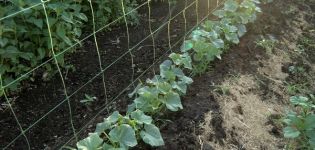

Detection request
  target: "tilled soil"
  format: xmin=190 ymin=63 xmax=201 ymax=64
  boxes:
xmin=155 ymin=0 xmax=315 ymax=150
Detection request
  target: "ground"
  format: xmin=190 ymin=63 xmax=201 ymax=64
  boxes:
xmin=0 ymin=0 xmax=315 ymax=149
xmin=155 ymin=0 xmax=315 ymax=150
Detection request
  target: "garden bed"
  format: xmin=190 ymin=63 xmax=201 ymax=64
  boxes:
xmin=1 ymin=0 xmax=314 ymax=149
xmin=155 ymin=0 xmax=315 ymax=149
xmin=0 ymin=0 xmax=214 ymax=149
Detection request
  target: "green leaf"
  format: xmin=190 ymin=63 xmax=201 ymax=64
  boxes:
xmin=128 ymin=83 xmax=142 ymax=98
xmin=169 ymin=53 xmax=192 ymax=70
xmin=309 ymin=135 xmax=315 ymax=148
xmin=224 ymin=0 xmax=239 ymax=12
xmin=20 ymin=52 xmax=34 ymax=61
xmin=56 ymin=24 xmax=72 ymax=46
xmin=283 ymin=126 xmax=300 ymax=138
xmin=172 ymin=67 xmax=185 ymax=77
xmin=140 ymin=124 xmax=165 ymax=146
xmin=37 ymin=48 xmax=46 ymax=60
xmin=74 ymin=28 xmax=82 ymax=37
xmin=0 ymin=38 xmax=8 ymax=47
xmin=193 ymin=40 xmax=211 ymax=53
xmin=103 ymin=143 xmax=127 ymax=150
xmin=213 ymin=10 xmax=225 ymax=18
xmin=181 ymin=40 xmax=193 ymax=52
xmin=109 ymin=124 xmax=137 ymax=148
xmin=160 ymin=69 xmax=176 ymax=81
xmin=77 ymin=133 xmax=103 ymax=150
xmin=75 ymin=13 xmax=88 ymax=22
xmin=160 ymin=60 xmax=172 ymax=71
xmin=102 ymin=143 xmax=115 ymax=150
xmin=56 ymin=53 xmax=65 ymax=66
xmin=127 ymin=103 xmax=136 ymax=113
xmin=171 ymin=81 xmax=188 ymax=94
xmin=169 ymin=53 xmax=181 ymax=65
xmin=163 ymin=92 xmax=183 ymax=111
xmin=212 ymin=38 xmax=224 ymax=48
xmin=95 ymin=120 xmax=111 ymax=133
xmin=32 ymin=18 xmax=43 ymax=29
xmin=225 ymin=32 xmax=239 ymax=44
xmin=157 ymin=82 xmax=172 ymax=94
xmin=146 ymin=75 xmax=163 ymax=86
xmin=290 ymin=96 xmax=310 ymax=107
xmin=237 ymin=24 xmax=247 ymax=37
xmin=106 ymin=111 xmax=120 ymax=124
xmin=180 ymin=76 xmax=193 ymax=84
xmin=305 ymin=114 xmax=315 ymax=130
xmin=137 ymin=86 xmax=159 ymax=99
xmin=130 ymin=110 xmax=152 ymax=124
xmin=61 ymin=12 xmax=74 ymax=24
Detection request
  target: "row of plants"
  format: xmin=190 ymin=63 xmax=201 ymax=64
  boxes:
xmin=75 ymin=0 xmax=263 ymax=149
xmin=283 ymin=95 xmax=315 ymax=149
xmin=0 ymin=0 xmax=140 ymax=96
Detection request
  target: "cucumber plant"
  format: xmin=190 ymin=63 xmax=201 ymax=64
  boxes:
xmin=75 ymin=0 xmax=263 ymax=149
xmin=77 ymin=110 xmax=164 ymax=149
xmin=283 ymin=96 xmax=315 ymax=149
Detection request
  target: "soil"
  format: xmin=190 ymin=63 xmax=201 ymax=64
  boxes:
xmin=1 ymin=0 xmax=315 ymax=150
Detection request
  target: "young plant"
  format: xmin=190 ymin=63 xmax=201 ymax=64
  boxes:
xmin=213 ymin=85 xmax=230 ymax=95
xmin=285 ymin=82 xmax=308 ymax=95
xmin=80 ymin=94 xmax=97 ymax=105
xmin=288 ymin=65 xmax=306 ymax=75
xmin=213 ymin=0 xmax=261 ymax=37
xmin=128 ymin=59 xmax=193 ymax=114
xmin=283 ymin=96 xmax=315 ymax=149
xmin=77 ymin=110 xmax=164 ymax=149
xmin=255 ymin=36 xmax=277 ymax=54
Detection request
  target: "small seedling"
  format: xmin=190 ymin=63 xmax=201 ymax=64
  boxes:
xmin=255 ymin=36 xmax=277 ymax=54
xmin=288 ymin=65 xmax=306 ymax=75
xmin=80 ymin=94 xmax=97 ymax=105
xmin=286 ymin=83 xmax=308 ymax=95
xmin=297 ymin=36 xmax=315 ymax=54
xmin=213 ymin=85 xmax=230 ymax=95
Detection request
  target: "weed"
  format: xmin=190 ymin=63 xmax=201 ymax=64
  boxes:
xmin=80 ymin=94 xmax=97 ymax=105
xmin=286 ymin=82 xmax=308 ymax=95
xmin=288 ymin=65 xmax=306 ymax=75
xmin=297 ymin=36 xmax=315 ymax=54
xmin=213 ymin=85 xmax=230 ymax=95
xmin=255 ymin=35 xmax=277 ymax=54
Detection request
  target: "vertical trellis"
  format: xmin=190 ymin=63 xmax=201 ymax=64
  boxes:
xmin=196 ymin=0 xmax=199 ymax=24
xmin=147 ymin=0 xmax=158 ymax=75
xmin=41 ymin=0 xmax=78 ymax=142
xmin=87 ymin=0 xmax=109 ymax=105
xmin=121 ymin=0 xmax=135 ymax=87
xmin=167 ymin=0 xmax=172 ymax=51
xmin=0 ymin=75 xmax=31 ymax=150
